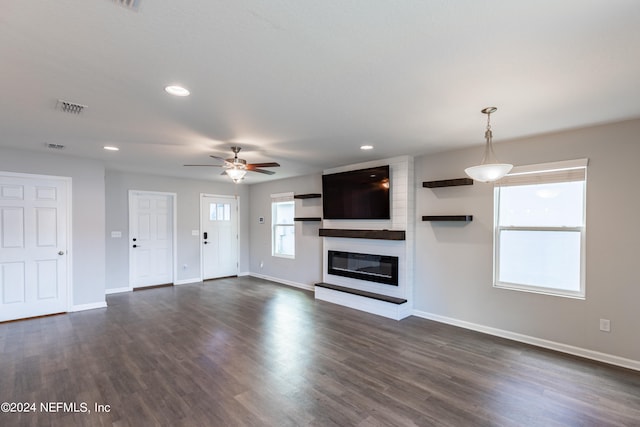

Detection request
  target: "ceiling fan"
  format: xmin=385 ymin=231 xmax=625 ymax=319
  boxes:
xmin=184 ymin=146 xmax=280 ymax=182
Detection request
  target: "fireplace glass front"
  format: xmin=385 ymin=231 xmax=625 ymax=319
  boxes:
xmin=327 ymin=250 xmax=399 ymax=286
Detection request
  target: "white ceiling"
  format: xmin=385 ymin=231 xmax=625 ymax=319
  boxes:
xmin=2 ymin=0 xmax=640 ymax=183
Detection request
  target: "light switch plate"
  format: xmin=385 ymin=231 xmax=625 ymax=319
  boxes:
xmin=192 ymin=230 xmax=199 ymax=236
xmin=111 ymin=231 xmax=122 ymax=238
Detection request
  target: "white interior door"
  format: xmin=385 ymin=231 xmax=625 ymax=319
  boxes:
xmin=201 ymin=195 xmax=238 ymax=280
xmin=0 ymin=173 xmax=69 ymax=322
xmin=129 ymin=191 xmax=174 ymax=288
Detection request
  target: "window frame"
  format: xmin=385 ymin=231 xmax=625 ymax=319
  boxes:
xmin=271 ymin=192 xmax=295 ymax=259
xmin=493 ymin=159 xmax=588 ymax=299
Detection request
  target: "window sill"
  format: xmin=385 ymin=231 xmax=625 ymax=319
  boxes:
xmin=494 ymin=282 xmax=585 ymax=300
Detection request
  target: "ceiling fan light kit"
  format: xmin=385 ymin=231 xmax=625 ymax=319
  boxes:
xmin=225 ymin=168 xmax=247 ymax=183
xmin=464 ymin=107 xmax=513 ymax=183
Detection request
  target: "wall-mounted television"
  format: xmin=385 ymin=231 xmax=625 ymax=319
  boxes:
xmin=322 ymin=165 xmax=390 ymax=220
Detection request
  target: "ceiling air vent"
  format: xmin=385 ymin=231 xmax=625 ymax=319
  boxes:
xmin=110 ymin=0 xmax=141 ymax=11
xmin=45 ymin=143 xmax=65 ymax=150
xmin=56 ymin=99 xmax=87 ymax=115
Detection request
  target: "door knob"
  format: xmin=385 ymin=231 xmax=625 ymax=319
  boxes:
xmin=133 ymin=244 xmax=138 ymax=248
xmin=58 ymin=251 xmax=65 ymax=255
xmin=203 ymin=241 xmax=208 ymax=245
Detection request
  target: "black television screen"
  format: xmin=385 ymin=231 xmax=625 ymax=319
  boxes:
xmin=322 ymin=165 xmax=390 ymax=220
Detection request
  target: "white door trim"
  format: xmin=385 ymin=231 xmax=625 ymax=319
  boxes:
xmin=0 ymin=170 xmax=73 ymax=312
xmin=128 ymin=190 xmax=178 ymax=287
xmin=199 ymin=193 xmax=239 ymax=281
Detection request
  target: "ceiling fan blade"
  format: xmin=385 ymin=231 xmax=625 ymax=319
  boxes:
xmin=249 ymin=168 xmax=276 ymax=175
xmin=210 ymin=155 xmax=233 ymax=166
xmin=184 ymin=164 xmax=223 ymax=167
xmin=247 ymin=162 xmax=280 ymax=168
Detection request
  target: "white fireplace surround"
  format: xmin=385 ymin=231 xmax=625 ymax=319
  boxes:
xmin=315 ymin=156 xmax=414 ymax=320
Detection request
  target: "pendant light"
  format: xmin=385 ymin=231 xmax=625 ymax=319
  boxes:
xmin=464 ymin=107 xmax=513 ymax=182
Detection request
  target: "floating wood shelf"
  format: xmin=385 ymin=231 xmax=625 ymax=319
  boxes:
xmin=294 ymin=217 xmax=322 ymax=222
xmin=422 ymin=215 xmax=473 ymax=222
xmin=294 ymin=193 xmax=322 ymax=199
xmin=315 ymin=283 xmax=407 ymax=305
xmin=422 ymin=178 xmax=473 ymax=188
xmin=319 ymin=228 xmax=406 ymax=240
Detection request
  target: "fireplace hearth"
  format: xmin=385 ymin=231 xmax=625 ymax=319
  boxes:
xmin=327 ymin=250 xmax=399 ymax=286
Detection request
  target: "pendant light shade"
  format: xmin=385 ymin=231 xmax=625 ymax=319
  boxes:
xmin=464 ymin=107 xmax=513 ymax=183
xmin=464 ymin=163 xmax=513 ymax=183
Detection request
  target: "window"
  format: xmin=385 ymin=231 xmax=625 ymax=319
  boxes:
xmin=209 ymin=203 xmax=230 ymax=221
xmin=494 ymin=159 xmax=587 ymax=298
xmin=271 ymin=193 xmax=294 ymax=258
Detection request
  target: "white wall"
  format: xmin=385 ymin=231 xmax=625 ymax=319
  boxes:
xmin=248 ymin=174 xmax=323 ymax=289
xmin=105 ymin=170 xmax=250 ymax=290
xmin=0 ymin=147 xmax=106 ymax=307
xmin=414 ymin=118 xmax=640 ymax=363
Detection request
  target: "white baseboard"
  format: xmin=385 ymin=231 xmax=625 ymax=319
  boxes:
xmin=70 ymin=301 xmax=108 ymax=312
xmin=105 ymin=286 xmax=132 ymax=295
xmin=412 ymin=309 xmax=640 ymax=372
xmin=249 ymin=273 xmax=314 ymax=291
xmin=174 ymin=278 xmax=201 ymax=286
xmin=238 ymin=271 xmax=251 ymax=277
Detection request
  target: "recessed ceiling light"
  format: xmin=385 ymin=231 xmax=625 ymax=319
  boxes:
xmin=360 ymin=145 xmax=374 ymax=150
xmin=165 ymin=85 xmax=190 ymax=97
xmin=103 ymin=146 xmax=119 ymax=151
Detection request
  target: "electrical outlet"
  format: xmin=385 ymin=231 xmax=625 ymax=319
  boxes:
xmin=599 ymin=318 xmax=611 ymax=332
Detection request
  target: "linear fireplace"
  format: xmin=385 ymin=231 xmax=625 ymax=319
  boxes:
xmin=327 ymin=250 xmax=399 ymax=286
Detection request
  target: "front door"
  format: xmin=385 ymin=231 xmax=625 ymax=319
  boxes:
xmin=0 ymin=173 xmax=69 ymax=322
xmin=201 ymin=195 xmax=238 ymax=280
xmin=129 ymin=191 xmax=174 ymax=288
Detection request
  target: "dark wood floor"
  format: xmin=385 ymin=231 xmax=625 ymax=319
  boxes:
xmin=1 ymin=277 xmax=639 ymax=427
